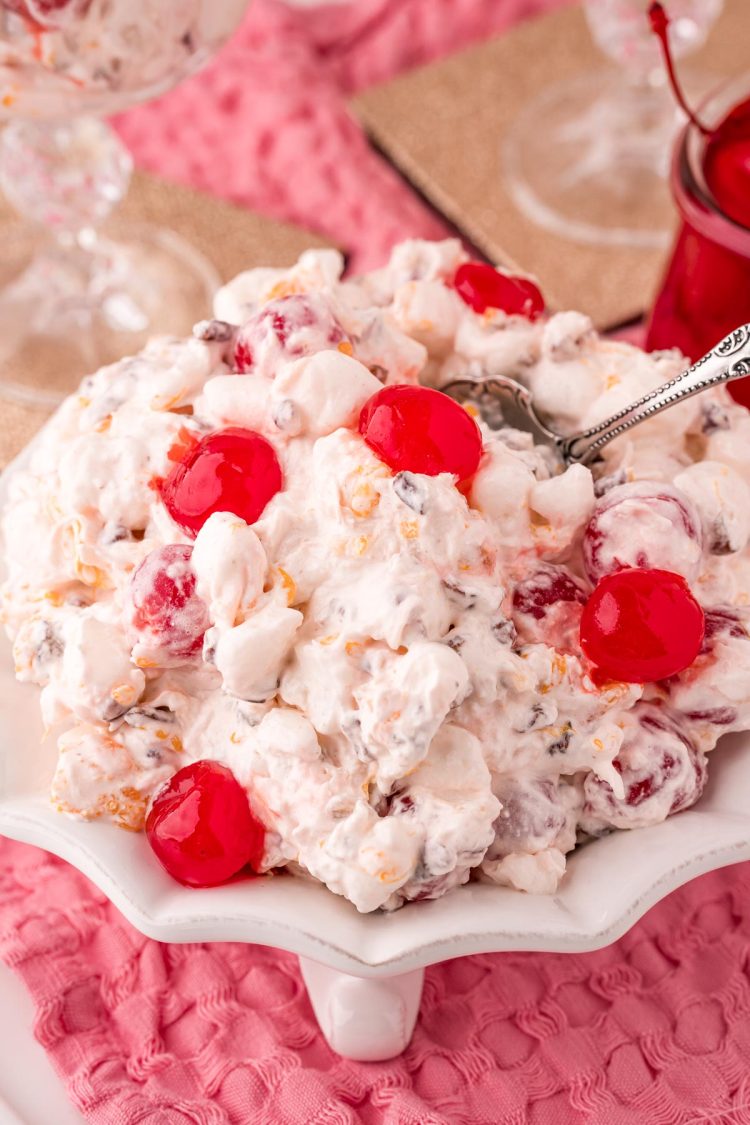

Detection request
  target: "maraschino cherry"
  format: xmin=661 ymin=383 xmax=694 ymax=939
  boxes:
xmin=160 ymin=427 xmax=282 ymax=537
xmin=583 ymin=705 xmax=707 ymax=824
xmin=650 ymin=2 xmax=750 ymax=407
xmin=129 ymin=544 xmax=209 ymax=660
xmin=512 ymin=564 xmax=588 ymax=653
xmin=454 ymin=262 xmax=545 ymax=319
xmin=651 ymin=2 xmax=750 ymax=231
xmin=359 ymin=385 xmax=483 ymax=485
xmin=146 ymin=761 xmax=265 ymax=888
xmin=513 ymin=566 xmax=588 ymax=621
xmin=233 ymin=293 xmax=347 ymax=374
xmin=580 ymin=567 xmax=705 ymax=683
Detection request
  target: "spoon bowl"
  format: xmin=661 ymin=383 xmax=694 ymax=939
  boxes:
xmin=443 ymin=323 xmax=750 ymax=465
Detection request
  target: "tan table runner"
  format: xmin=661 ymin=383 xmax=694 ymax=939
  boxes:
xmin=353 ymin=0 xmax=750 ymax=331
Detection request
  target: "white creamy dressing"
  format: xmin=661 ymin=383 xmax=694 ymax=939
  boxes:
xmin=3 ymin=239 xmax=750 ymax=912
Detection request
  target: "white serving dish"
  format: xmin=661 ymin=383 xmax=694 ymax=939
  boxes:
xmin=2 ymin=443 xmax=750 ymax=1060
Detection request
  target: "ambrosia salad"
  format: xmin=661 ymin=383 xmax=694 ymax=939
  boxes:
xmin=3 ymin=239 xmax=750 ymax=912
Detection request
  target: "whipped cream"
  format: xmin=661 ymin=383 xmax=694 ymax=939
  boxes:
xmin=3 ymin=239 xmax=749 ymax=912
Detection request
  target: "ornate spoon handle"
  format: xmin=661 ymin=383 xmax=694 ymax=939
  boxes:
xmin=559 ymin=325 xmax=750 ymax=465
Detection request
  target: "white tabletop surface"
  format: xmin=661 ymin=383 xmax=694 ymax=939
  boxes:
xmin=0 ymin=962 xmax=84 ymax=1125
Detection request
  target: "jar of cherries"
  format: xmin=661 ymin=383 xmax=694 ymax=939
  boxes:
xmin=647 ymin=76 xmax=750 ymax=368
xmin=646 ymin=6 xmax=750 ymax=409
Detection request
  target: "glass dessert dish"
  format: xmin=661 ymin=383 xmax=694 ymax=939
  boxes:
xmin=503 ymin=0 xmax=722 ymax=248
xmin=647 ymin=73 xmax=750 ymax=365
xmin=0 ymin=0 xmax=248 ymax=405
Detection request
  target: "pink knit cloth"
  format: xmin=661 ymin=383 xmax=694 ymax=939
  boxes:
xmin=2 ymin=1 xmax=750 ymax=1121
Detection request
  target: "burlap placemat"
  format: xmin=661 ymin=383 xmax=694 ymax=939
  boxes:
xmin=0 ymin=173 xmax=331 ymax=467
xmin=352 ymin=0 xmax=750 ymax=331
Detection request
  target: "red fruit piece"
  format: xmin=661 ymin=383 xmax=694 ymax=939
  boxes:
xmin=513 ymin=565 xmax=588 ymax=621
xmin=160 ymin=427 xmax=282 ymax=537
xmin=233 ymin=293 xmax=348 ymax=374
xmin=146 ymin=761 xmax=265 ymax=888
xmin=650 ymin=2 xmax=750 ymax=236
xmin=583 ymin=704 xmax=706 ymax=830
xmin=704 ymin=121 xmax=750 ymax=235
xmin=454 ymin=262 xmax=544 ymax=319
xmin=359 ymin=385 xmax=482 ymax=484
xmin=511 ymin=564 xmax=588 ymax=651
xmin=701 ymin=606 xmax=748 ymax=651
xmin=582 ymin=481 xmax=702 ymax=584
xmin=487 ymin=777 xmax=569 ymax=857
xmin=702 ymin=93 xmax=750 ymax=293
xmin=648 ymin=3 xmax=750 ymax=402
xmin=702 ymin=97 xmax=750 ymax=411
xmin=580 ymin=568 xmax=705 ymax=683
xmin=129 ymin=544 xmax=209 ymax=660
xmin=2 ymin=0 xmax=85 ymax=24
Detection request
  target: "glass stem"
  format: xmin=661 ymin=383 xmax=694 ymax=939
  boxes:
xmin=0 ymin=116 xmax=132 ymax=240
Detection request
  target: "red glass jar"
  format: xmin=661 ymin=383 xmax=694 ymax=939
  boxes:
xmin=647 ymin=75 xmax=750 ymax=362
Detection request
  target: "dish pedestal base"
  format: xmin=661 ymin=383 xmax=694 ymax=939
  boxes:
xmin=299 ymin=957 xmax=424 ymax=1060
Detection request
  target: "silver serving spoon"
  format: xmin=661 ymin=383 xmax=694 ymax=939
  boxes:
xmin=443 ymin=324 xmax=750 ymax=466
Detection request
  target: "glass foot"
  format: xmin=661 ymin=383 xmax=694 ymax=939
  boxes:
xmin=0 ymin=221 xmax=220 ymax=407
xmin=503 ymin=68 xmax=715 ymax=250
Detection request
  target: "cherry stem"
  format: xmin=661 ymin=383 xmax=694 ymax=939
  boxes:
xmin=648 ymin=2 xmax=710 ymax=136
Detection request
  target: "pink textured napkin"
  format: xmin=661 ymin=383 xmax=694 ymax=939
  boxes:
xmin=3 ymin=1 xmax=750 ymax=1122
xmin=113 ymin=0 xmax=566 ymax=275
xmin=4 ymin=840 xmax=750 ymax=1125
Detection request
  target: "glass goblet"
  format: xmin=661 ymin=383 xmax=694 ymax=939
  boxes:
xmin=503 ymin=0 xmax=723 ymax=250
xmin=0 ymin=0 xmax=248 ymax=406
